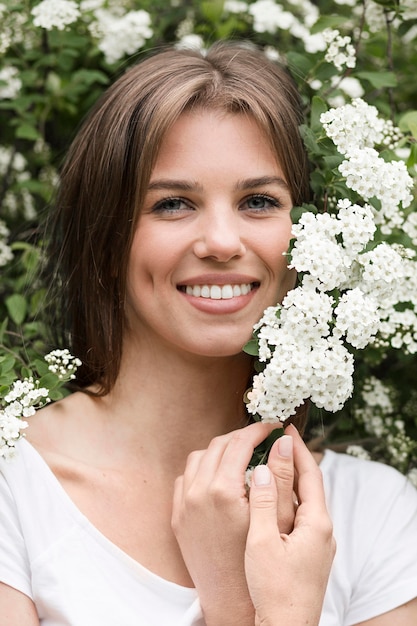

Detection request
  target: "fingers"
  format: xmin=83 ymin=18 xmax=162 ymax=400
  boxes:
xmin=181 ymin=421 xmax=281 ymax=492
xmin=247 ymin=465 xmax=278 ymax=540
xmin=287 ymin=424 xmax=334 ymax=551
xmin=267 ymin=434 xmax=296 ymax=534
xmin=288 ymin=424 xmax=328 ymax=514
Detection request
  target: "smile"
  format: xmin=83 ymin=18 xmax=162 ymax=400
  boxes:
xmin=179 ymin=283 xmax=258 ymax=299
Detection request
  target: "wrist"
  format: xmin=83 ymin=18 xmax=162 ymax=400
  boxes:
xmin=255 ymin=600 xmax=322 ymax=626
xmin=201 ymin=594 xmax=255 ymax=626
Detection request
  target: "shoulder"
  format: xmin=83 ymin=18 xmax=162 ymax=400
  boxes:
xmin=320 ymin=448 xmax=414 ymax=497
xmin=24 ymin=390 xmax=97 ymax=458
xmin=320 ymin=449 xmax=417 ymax=540
xmin=321 ymin=453 xmax=417 ymax=625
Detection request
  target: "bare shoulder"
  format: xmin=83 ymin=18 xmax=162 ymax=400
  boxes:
xmin=25 ymin=391 xmax=98 ymax=460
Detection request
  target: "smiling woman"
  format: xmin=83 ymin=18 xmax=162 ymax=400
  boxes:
xmin=124 ymin=110 xmax=294 ymax=357
xmin=0 ymin=42 xmax=416 ymax=626
xmin=44 ymin=43 xmax=310 ymax=393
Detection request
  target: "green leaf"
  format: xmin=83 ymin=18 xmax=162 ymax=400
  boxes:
xmin=15 ymin=123 xmax=40 ymax=140
xmin=286 ymin=52 xmax=314 ymax=80
xmin=0 ymin=318 xmax=7 ymax=343
xmin=0 ymin=355 xmax=16 ymax=374
xmin=5 ymin=294 xmax=28 ymax=325
xmin=299 ymin=125 xmax=321 ymax=155
xmin=310 ymin=15 xmax=352 ymax=34
xmin=249 ymin=428 xmax=284 ymax=467
xmin=356 ymin=71 xmax=397 ymax=89
xmin=406 ymin=142 xmax=417 ymax=169
xmin=323 ymin=154 xmax=344 ymax=169
xmin=398 ymin=111 xmax=417 ymax=139
xmin=200 ymin=0 xmax=224 ymax=23
xmin=38 ymin=372 xmax=60 ymax=390
xmin=32 ymin=359 xmax=50 ymax=377
xmin=71 ymin=69 xmax=109 ymax=87
xmin=310 ymin=96 xmax=328 ymax=133
xmin=243 ymin=339 xmax=259 ymax=356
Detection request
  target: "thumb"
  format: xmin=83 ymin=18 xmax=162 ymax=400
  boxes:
xmin=248 ymin=465 xmax=279 ymax=533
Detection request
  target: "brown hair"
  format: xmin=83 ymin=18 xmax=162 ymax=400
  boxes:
xmin=46 ymin=41 xmax=311 ymax=394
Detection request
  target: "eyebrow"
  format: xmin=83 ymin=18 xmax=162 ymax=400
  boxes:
xmin=235 ymin=176 xmax=290 ymax=192
xmin=148 ymin=176 xmax=290 ymax=192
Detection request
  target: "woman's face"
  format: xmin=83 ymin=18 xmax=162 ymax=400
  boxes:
xmin=125 ymin=110 xmax=295 ymax=358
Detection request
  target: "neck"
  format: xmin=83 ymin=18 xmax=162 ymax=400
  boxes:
xmin=98 ymin=342 xmax=254 ymax=472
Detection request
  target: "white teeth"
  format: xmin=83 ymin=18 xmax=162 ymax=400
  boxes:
xmin=184 ymin=283 xmax=253 ymax=299
xmin=221 ymin=285 xmax=234 ymax=299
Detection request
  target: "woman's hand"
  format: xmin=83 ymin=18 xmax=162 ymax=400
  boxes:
xmin=245 ymin=424 xmax=336 ymax=626
xmin=172 ymin=420 xmax=300 ymax=626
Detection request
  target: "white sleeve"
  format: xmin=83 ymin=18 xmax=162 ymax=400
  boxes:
xmin=0 ymin=469 xmax=33 ymax=599
xmin=345 ymin=467 xmax=417 ymax=625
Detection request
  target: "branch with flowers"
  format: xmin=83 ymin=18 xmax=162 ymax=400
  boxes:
xmin=0 ymin=0 xmax=416 ymax=479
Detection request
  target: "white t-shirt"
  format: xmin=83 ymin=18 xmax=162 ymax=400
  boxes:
xmin=0 ymin=439 xmax=416 ymax=626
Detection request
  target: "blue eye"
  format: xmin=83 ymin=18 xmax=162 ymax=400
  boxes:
xmin=243 ymin=194 xmax=282 ymax=211
xmin=152 ymin=197 xmax=192 ymax=214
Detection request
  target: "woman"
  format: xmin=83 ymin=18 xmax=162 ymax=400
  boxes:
xmin=0 ymin=43 xmax=416 ymax=625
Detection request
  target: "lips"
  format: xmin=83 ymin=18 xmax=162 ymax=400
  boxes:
xmin=178 ymin=282 xmax=259 ymax=300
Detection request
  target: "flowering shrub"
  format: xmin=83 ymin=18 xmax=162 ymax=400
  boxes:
xmin=0 ymin=0 xmax=416 ymax=479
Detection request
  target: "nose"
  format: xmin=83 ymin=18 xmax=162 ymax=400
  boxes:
xmin=193 ymin=207 xmax=247 ymax=262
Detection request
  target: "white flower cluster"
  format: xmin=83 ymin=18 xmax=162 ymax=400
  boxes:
xmin=323 ymin=28 xmax=356 ymax=71
xmin=247 ymin=94 xmax=417 ymax=423
xmin=31 ymin=0 xmax=80 ymax=30
xmin=346 ymin=445 xmax=371 ymax=460
xmin=45 ymin=349 xmax=81 ymax=380
xmin=248 ymin=0 xmax=327 ymax=54
xmin=0 ymin=146 xmax=36 ymax=220
xmin=353 ymin=376 xmax=416 ymax=471
xmin=88 ymin=8 xmax=153 ymax=64
xmin=0 ymin=66 xmax=22 ymax=100
xmin=224 ymin=0 xmax=248 ymax=13
xmin=0 ymin=5 xmax=26 ymax=55
xmin=0 ymin=220 xmax=13 ymax=267
xmin=0 ymin=350 xmax=82 ymax=459
xmin=0 ymin=379 xmax=49 ymax=460
xmin=403 ymin=212 xmax=417 ymax=246
xmin=321 ymin=98 xmax=413 ymax=234
xmin=246 ymin=288 xmax=354 ymax=422
xmin=249 ymin=0 xmax=296 ymax=33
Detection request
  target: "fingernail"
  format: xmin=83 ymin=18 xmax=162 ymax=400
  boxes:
xmin=253 ymin=465 xmax=271 ymax=486
xmin=278 ymin=435 xmax=293 ymax=458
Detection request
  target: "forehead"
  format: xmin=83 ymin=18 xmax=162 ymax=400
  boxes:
xmin=150 ymin=110 xmax=284 ymax=180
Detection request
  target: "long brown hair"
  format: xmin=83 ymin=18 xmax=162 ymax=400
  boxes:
xmin=45 ymin=42 xmax=311 ymax=395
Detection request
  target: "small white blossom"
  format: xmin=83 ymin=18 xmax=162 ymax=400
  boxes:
xmin=0 ymin=220 xmax=13 ymax=266
xmin=0 ymin=378 xmax=50 ymax=459
xmin=249 ymin=0 xmax=296 ymax=34
xmin=89 ymin=9 xmax=153 ymax=64
xmin=45 ymin=349 xmax=82 ymax=380
xmin=175 ymin=34 xmax=205 ymax=51
xmin=335 ymin=288 xmax=380 ymax=349
xmin=0 ymin=66 xmax=22 ymax=99
xmin=346 ymin=445 xmax=371 ymax=460
xmin=31 ymin=0 xmax=80 ymax=30
xmin=338 ymin=148 xmax=413 ymax=224
xmin=224 ymin=0 xmax=248 ymax=13
xmin=403 ymin=213 xmax=417 ymax=246
xmin=323 ymin=28 xmax=356 ymax=71
xmin=333 ymin=76 xmax=364 ymax=99
xmin=321 ymin=99 xmax=386 ymax=155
